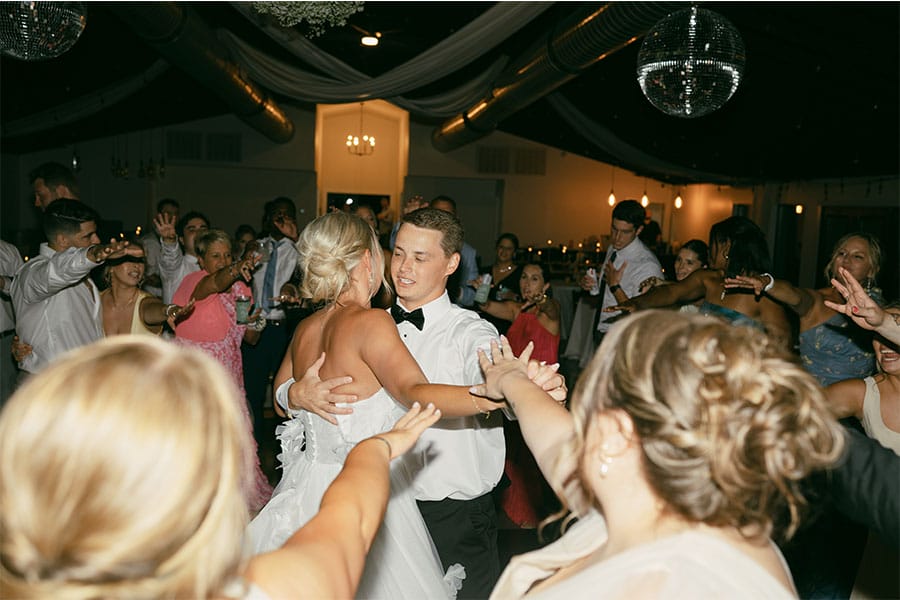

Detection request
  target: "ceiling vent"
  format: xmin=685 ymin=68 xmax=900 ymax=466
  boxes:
xmin=166 ymin=130 xmax=203 ymax=161
xmin=206 ymin=132 xmax=242 ymax=162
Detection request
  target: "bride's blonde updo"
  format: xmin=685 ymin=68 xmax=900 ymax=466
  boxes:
xmin=566 ymin=310 xmax=844 ymax=541
xmin=297 ymin=211 xmax=386 ymax=305
xmin=0 ymin=337 xmax=251 ymax=599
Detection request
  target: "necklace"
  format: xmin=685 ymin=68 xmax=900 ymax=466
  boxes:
xmin=496 ymin=264 xmax=514 ymax=274
xmin=110 ymin=287 xmax=139 ymax=310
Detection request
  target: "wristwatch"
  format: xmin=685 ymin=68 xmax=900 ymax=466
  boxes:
xmin=609 ymin=284 xmax=622 ymax=293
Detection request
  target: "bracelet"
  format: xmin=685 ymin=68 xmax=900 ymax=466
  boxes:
xmin=370 ymin=435 xmax=393 ymax=456
xmin=165 ymin=304 xmax=178 ymax=319
xmin=249 ymin=315 xmax=267 ymax=332
xmin=608 ymin=284 xmax=622 ymax=294
xmin=761 ymin=273 xmax=775 ymax=293
xmin=471 ymin=395 xmax=490 ymax=417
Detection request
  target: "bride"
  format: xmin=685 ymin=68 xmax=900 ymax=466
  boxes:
xmin=246 ymin=212 xmax=507 ymax=599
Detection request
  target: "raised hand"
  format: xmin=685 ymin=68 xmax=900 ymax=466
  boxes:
xmin=290 ymin=352 xmax=359 ymax=425
xmin=371 ymin=402 xmax=441 ymax=459
xmin=166 ymin=299 xmax=195 ymax=329
xmin=605 ymin=259 xmax=627 ymax=288
xmin=824 ymin=266 xmax=886 ymax=332
xmin=153 ymin=212 xmax=177 ymax=242
xmin=88 ymin=239 xmax=143 ymax=263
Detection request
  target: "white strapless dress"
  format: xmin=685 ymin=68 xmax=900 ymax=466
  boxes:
xmin=245 ymin=388 xmax=464 ymax=599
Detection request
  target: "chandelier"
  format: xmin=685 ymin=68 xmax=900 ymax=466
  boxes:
xmin=346 ymin=102 xmax=375 ymax=156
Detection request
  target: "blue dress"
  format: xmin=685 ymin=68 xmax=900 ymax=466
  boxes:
xmin=799 ymin=313 xmax=878 ymax=387
xmin=698 ymin=301 xmax=765 ymax=330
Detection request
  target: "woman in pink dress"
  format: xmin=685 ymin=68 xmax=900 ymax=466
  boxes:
xmin=476 ymin=262 xmax=560 ymax=527
xmin=172 ymin=229 xmax=273 ymax=512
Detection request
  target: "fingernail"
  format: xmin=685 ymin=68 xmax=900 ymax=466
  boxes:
xmin=852 ymin=306 xmax=859 ymax=314
xmin=412 ymin=401 xmax=420 ymax=408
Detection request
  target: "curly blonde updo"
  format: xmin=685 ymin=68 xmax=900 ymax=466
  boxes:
xmin=0 ymin=337 xmax=252 ymax=599
xmin=297 ymin=211 xmax=386 ymax=304
xmin=567 ymin=310 xmax=844 ymax=541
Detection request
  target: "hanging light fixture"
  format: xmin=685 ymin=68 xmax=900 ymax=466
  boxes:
xmin=641 ymin=178 xmax=650 ymax=207
xmin=674 ymin=191 xmax=683 ymax=209
xmin=346 ymin=102 xmax=375 ymax=156
xmin=607 ymin=166 xmax=616 ymax=206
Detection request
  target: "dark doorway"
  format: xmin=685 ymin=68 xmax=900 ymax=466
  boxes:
xmin=326 ymin=192 xmax=388 ymax=215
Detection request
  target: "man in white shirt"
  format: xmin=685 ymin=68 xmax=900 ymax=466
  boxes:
xmin=0 ymin=239 xmax=23 ymax=405
xmin=565 ymin=200 xmax=663 ymax=368
xmin=11 ymin=199 xmax=141 ymax=375
xmin=155 ymin=210 xmax=209 ymax=304
xmin=141 ymin=198 xmax=179 ymax=298
xmin=242 ymin=197 xmax=300 ymax=443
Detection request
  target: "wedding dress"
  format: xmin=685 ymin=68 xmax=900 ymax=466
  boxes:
xmin=246 ymin=387 xmax=464 ymax=599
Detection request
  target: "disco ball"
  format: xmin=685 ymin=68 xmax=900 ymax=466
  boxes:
xmin=1 ymin=2 xmax=86 ymax=61
xmin=636 ymin=6 xmax=745 ymax=118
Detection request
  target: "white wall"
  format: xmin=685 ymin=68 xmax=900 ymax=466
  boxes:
xmin=3 ymin=103 xmax=897 ymax=289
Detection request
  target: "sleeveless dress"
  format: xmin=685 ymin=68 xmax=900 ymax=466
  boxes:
xmin=131 ymin=291 xmax=162 ymax=335
xmin=246 ymin=388 xmax=464 ymax=599
xmin=500 ymin=311 xmax=560 ymax=527
xmin=800 ymin=313 xmax=878 ymax=387
xmin=860 ymin=376 xmax=900 ymax=455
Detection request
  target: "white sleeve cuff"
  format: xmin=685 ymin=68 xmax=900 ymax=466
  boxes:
xmin=275 ymin=377 xmax=300 ymax=416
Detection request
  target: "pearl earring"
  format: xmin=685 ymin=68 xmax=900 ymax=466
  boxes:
xmin=598 ymin=443 xmax=613 ymax=478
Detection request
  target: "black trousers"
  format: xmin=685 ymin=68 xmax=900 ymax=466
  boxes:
xmin=240 ymin=321 xmax=290 ymax=443
xmin=417 ymin=492 xmax=500 ymax=600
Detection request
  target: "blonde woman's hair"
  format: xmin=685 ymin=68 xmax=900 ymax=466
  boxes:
xmin=296 ymin=211 xmax=388 ymax=304
xmin=563 ymin=310 xmax=844 ymax=542
xmin=0 ymin=337 xmax=252 ymax=599
xmin=195 ymin=228 xmax=233 ymax=260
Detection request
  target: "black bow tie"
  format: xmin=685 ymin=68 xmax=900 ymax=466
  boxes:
xmin=391 ymin=304 xmax=425 ymax=330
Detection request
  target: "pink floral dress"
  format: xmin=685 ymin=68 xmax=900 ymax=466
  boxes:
xmin=172 ymin=270 xmax=273 ymax=512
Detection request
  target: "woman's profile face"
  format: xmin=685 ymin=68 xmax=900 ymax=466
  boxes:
xmin=674 ymin=248 xmax=705 ymax=281
xmin=236 ymin=233 xmax=255 ymax=258
xmin=520 ymin=264 xmax=548 ymax=301
xmin=709 ymin=240 xmax=729 ymax=270
xmin=832 ymin=236 xmax=873 ymax=283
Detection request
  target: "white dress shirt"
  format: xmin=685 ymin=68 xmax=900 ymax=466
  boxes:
xmin=10 ymin=243 xmax=104 ymax=374
xmin=0 ymin=240 xmax=24 ymax=334
xmin=596 ymin=237 xmax=663 ymax=334
xmin=394 ymin=291 xmax=504 ymax=501
xmin=159 ymin=240 xmax=200 ymax=304
xmin=249 ymin=236 xmax=299 ymax=321
xmin=139 ymin=232 xmax=163 ymax=297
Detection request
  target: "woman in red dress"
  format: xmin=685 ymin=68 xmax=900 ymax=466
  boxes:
xmin=477 ymin=262 xmax=560 ymax=527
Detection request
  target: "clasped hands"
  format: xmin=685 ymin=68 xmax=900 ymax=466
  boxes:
xmin=287 ymin=337 xmax=567 ymax=425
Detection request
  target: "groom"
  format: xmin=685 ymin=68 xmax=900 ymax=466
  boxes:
xmin=285 ymin=207 xmax=564 ymax=598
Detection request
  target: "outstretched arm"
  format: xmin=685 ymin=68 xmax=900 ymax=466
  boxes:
xmin=611 ymin=268 xmax=707 ymax=313
xmin=724 ymin=273 xmax=817 ymax=318
xmin=245 ymin=403 xmax=441 ymax=599
xmin=471 ymin=338 xmax=574 ymax=493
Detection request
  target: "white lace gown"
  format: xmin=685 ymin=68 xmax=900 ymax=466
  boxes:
xmin=245 ymin=388 xmax=464 ymax=599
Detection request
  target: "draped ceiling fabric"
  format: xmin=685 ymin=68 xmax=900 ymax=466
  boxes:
xmin=222 ymin=1 xmax=553 ymax=116
xmin=546 ymin=94 xmax=754 ymax=186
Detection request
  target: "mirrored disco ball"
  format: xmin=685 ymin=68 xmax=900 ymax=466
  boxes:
xmin=1 ymin=2 xmax=86 ymax=61
xmin=636 ymin=6 xmax=745 ymax=118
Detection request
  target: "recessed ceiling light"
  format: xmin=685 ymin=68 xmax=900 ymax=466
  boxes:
xmin=361 ymin=34 xmax=379 ymax=47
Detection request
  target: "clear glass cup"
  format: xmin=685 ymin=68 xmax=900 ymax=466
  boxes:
xmin=235 ymin=295 xmax=252 ymax=324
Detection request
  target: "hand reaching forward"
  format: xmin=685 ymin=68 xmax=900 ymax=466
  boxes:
xmin=371 ymin=402 xmax=441 ymax=460
xmin=290 ymin=352 xmax=360 ymax=425
xmin=471 ymin=336 xmax=534 ymax=400
xmin=88 ymin=239 xmax=144 ymax=263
